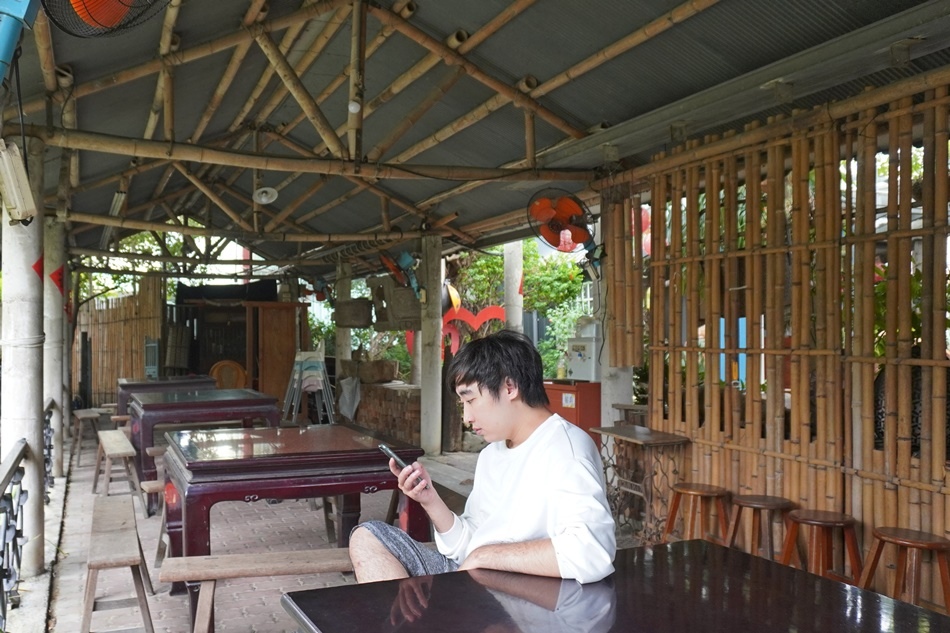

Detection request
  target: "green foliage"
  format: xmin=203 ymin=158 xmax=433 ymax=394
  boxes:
xmin=452 ymin=239 xmax=589 ymax=374
xmin=537 ymin=302 xmax=589 ymax=377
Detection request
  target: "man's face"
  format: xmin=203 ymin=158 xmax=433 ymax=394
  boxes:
xmin=456 ymin=381 xmax=513 ymax=444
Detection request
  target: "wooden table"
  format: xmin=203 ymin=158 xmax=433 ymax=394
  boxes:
xmin=129 ymin=388 xmax=280 ymax=501
xmin=592 ymin=425 xmax=689 ymax=544
xmin=282 ymin=539 xmax=950 ymax=632
xmin=116 ymin=375 xmax=216 ymax=415
xmin=163 ymin=424 xmax=428 ymax=603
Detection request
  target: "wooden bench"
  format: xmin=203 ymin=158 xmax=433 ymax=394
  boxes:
xmin=93 ymin=429 xmax=148 ymax=518
xmin=81 ymin=495 xmax=155 ymax=633
xmin=159 ymin=548 xmax=355 ymax=633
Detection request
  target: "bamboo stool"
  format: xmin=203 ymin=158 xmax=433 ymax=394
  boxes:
xmin=858 ymin=526 xmax=950 ymax=609
xmin=726 ymin=494 xmax=795 ymax=560
xmin=662 ymin=482 xmax=730 ymax=543
xmin=779 ymin=509 xmax=863 ymax=583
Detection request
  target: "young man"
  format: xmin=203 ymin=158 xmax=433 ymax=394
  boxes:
xmin=349 ymin=329 xmax=616 ymax=584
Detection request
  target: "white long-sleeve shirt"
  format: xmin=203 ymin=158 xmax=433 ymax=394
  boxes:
xmin=434 ymin=414 xmax=616 ymax=583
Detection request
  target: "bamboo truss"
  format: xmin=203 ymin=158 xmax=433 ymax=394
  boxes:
xmin=601 ymin=69 xmax=950 ymax=608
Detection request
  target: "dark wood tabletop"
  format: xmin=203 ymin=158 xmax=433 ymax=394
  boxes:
xmin=282 ymin=539 xmax=950 ymax=633
xmin=128 ymin=388 xmax=280 ymax=504
xmin=116 ymin=374 xmax=216 ymax=415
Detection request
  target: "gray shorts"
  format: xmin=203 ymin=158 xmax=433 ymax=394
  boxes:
xmin=353 ymin=520 xmax=459 ymax=576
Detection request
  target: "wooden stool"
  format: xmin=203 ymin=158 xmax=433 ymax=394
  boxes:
xmin=780 ymin=509 xmax=863 ymax=582
xmin=858 ymin=526 xmax=950 ymax=608
xmin=72 ymin=409 xmax=108 ymax=466
xmin=663 ymin=482 xmax=730 ymax=543
xmin=92 ymin=430 xmax=149 ymax=519
xmin=726 ymin=494 xmax=795 ymax=560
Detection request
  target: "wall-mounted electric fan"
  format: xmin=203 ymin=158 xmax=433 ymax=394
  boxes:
xmin=42 ymin=0 xmax=171 ymax=38
xmin=526 ymin=188 xmax=595 ymax=253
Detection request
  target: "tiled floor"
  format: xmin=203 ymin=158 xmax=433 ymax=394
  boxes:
xmin=32 ymin=433 xmax=477 ymax=633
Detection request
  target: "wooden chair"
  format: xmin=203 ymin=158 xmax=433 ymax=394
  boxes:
xmin=780 ymin=509 xmax=863 ymax=583
xmin=662 ymin=482 xmax=730 ymax=543
xmin=858 ymin=526 xmax=950 ymax=608
xmin=209 ymin=360 xmax=247 ymax=388
xmin=726 ymin=494 xmax=795 ymax=560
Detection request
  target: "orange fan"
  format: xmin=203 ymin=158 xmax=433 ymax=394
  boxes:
xmin=528 ymin=192 xmax=592 ymax=252
xmin=379 ymin=252 xmax=409 ymax=287
xmin=70 ymin=0 xmax=131 ymax=28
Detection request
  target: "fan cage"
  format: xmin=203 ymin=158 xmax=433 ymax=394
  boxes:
xmin=42 ymin=0 xmax=171 ymax=38
xmin=526 ymin=187 xmax=594 ymax=254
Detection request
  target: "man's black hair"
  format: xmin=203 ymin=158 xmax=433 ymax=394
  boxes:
xmin=447 ymin=329 xmax=550 ymax=407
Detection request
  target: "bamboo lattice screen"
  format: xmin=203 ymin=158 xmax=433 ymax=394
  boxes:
xmin=71 ymin=276 xmax=164 ymax=406
xmin=602 ymin=66 xmax=950 ymax=607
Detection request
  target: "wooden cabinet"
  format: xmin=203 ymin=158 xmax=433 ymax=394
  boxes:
xmin=544 ymin=380 xmax=602 ymax=446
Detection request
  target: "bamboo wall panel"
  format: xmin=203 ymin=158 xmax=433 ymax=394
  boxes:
xmin=71 ymin=276 xmax=164 ymax=406
xmin=603 ymin=67 xmax=950 ymax=609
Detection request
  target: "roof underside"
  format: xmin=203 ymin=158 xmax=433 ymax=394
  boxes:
xmin=7 ymin=0 xmax=950 ymax=281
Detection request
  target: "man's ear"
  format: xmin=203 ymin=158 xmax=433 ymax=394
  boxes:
xmin=503 ymin=377 xmax=520 ymax=401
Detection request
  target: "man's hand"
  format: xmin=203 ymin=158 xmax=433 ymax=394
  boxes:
xmin=388 ymin=459 xmax=456 ymax=533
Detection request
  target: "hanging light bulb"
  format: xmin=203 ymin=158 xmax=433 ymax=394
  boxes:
xmin=347 ymin=99 xmax=362 ymax=114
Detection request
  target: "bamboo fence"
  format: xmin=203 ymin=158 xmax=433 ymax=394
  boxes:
xmin=602 ymin=67 xmax=950 ymax=609
xmin=71 ymin=276 xmax=164 ymax=406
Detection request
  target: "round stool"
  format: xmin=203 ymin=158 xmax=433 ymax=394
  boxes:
xmin=858 ymin=526 xmax=950 ymax=608
xmin=779 ymin=509 xmax=863 ymax=582
xmin=726 ymin=494 xmax=795 ymax=560
xmin=662 ymin=482 xmax=730 ymax=543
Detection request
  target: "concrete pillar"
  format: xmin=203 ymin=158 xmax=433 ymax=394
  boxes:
xmin=44 ymin=218 xmax=65 ymax=477
xmin=503 ymin=241 xmax=523 ymax=332
xmin=335 ymin=261 xmax=352 ymax=361
xmin=419 ymin=236 xmax=443 ymax=454
xmin=1 ymin=137 xmax=46 ymax=576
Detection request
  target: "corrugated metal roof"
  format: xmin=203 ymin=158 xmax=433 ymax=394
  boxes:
xmin=7 ymin=0 xmax=948 ymax=279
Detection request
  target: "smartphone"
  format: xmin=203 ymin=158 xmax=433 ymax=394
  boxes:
xmin=379 ymin=443 xmax=409 ymax=469
xmin=379 ymin=444 xmax=429 ymax=489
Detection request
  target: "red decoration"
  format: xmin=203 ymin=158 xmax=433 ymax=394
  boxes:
xmin=32 ymin=257 xmax=43 ymax=278
xmin=50 ymin=265 xmax=65 ymax=294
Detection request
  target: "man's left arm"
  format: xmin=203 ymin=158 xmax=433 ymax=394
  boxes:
xmin=457 ymin=537 xmax=560 ymax=577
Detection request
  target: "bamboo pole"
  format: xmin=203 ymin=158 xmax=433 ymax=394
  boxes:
xmin=685 ymin=159 xmax=700 ymax=434
xmin=631 ymin=190 xmax=645 ymax=368
xmin=348 ymin=0 xmax=366 ymax=164
xmin=933 ymin=85 xmax=949 ymax=488
xmin=723 ymin=151 xmax=739 ymax=441
xmin=607 ymin=199 xmax=620 ymax=367
xmin=612 ymin=197 xmax=625 ymax=366
xmin=367 ymin=3 xmax=584 ymax=138
xmin=670 ymin=165 xmax=684 ymax=433
xmin=706 ymin=156 xmax=721 ymax=445
xmin=253 ymin=29 xmax=348 ymax=160
xmin=623 ymin=194 xmax=637 ymax=366
xmin=919 ymin=93 xmax=936 ymax=487
xmin=651 ymin=172 xmax=668 ymax=431
xmin=17 ymin=124 xmax=595 ymax=182
xmin=896 ymin=97 xmax=914 ymax=487
xmin=744 ymin=141 xmax=764 ymax=455
xmin=172 ymin=162 xmax=254 ymax=231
